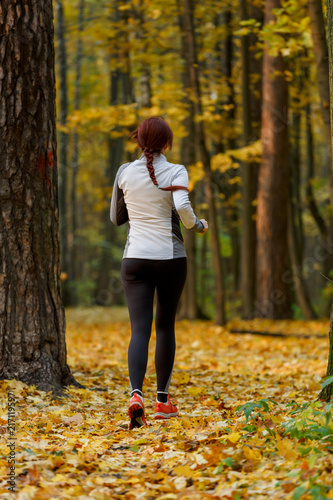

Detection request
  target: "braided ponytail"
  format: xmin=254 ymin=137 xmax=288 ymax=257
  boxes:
xmin=131 ymin=116 xmax=189 ymax=192
xmin=143 ymin=147 xmax=159 ymax=187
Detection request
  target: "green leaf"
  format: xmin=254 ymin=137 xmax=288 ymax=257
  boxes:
xmin=128 ymin=445 xmax=140 ymax=452
xmin=292 ymin=486 xmax=307 ymax=500
xmin=321 ymin=376 xmax=333 ymax=389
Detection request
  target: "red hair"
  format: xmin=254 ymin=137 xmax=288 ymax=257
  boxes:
xmin=131 ymin=116 xmax=188 ymax=192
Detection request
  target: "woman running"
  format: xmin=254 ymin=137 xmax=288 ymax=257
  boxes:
xmin=110 ymin=116 xmax=208 ymax=429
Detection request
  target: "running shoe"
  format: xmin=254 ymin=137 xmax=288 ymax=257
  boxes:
xmin=128 ymin=393 xmax=147 ymax=430
xmin=154 ymin=394 xmax=179 ymax=419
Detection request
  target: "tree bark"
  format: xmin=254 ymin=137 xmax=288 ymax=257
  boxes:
xmin=181 ymin=0 xmax=226 ymax=325
xmin=0 ymin=0 xmax=82 ymax=395
xmin=287 ymin=194 xmax=317 ymax=320
xmin=177 ymin=6 xmax=199 ymax=320
xmin=308 ymin=0 xmax=333 ymax=213
xmin=318 ymin=0 xmax=333 ymax=402
xmin=55 ymin=0 xmax=70 ymax=305
xmin=137 ymin=0 xmax=152 ymax=107
xmin=305 ymin=103 xmax=328 ymax=242
xmin=240 ymin=0 xmax=262 ymax=318
xmin=222 ymin=7 xmax=240 ymax=294
xmin=69 ymin=0 xmax=84 ymax=305
xmin=255 ymin=0 xmax=292 ymax=319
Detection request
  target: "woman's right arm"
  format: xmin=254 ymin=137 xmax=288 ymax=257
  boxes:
xmin=110 ymin=164 xmax=130 ymax=226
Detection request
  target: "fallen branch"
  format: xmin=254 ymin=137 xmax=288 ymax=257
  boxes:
xmin=229 ymin=329 xmax=327 ymax=339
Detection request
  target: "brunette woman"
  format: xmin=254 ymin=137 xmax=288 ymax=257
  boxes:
xmin=110 ymin=116 xmax=208 ymax=429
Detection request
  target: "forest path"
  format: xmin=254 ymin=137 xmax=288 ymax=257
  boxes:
xmin=1 ymin=311 xmax=332 ymax=499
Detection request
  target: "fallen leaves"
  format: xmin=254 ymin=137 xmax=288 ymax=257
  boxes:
xmin=0 ymin=313 xmax=332 ymax=499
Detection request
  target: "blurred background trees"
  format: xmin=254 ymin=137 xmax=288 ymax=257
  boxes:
xmin=54 ymin=0 xmax=333 ymax=322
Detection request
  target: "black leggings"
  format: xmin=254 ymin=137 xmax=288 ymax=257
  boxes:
xmin=121 ymin=257 xmax=187 ymax=395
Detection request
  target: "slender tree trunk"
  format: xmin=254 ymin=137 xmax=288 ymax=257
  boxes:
xmin=177 ymin=7 xmax=199 ymax=320
xmin=223 ymin=7 xmax=240 ymax=293
xmin=305 ymin=103 xmax=328 ymax=242
xmin=0 ymin=0 xmax=82 ymax=395
xmin=290 ymin=111 xmax=304 ymax=263
xmin=224 ymin=9 xmax=236 ymax=151
xmin=55 ymin=0 xmax=70 ymax=305
xmin=199 ymin=221 xmax=208 ymax=316
xmin=182 ymin=0 xmax=226 ymax=325
xmin=240 ymin=0 xmax=262 ymax=318
xmin=255 ymin=0 xmax=292 ymax=319
xmin=318 ymin=0 xmax=333 ymax=402
xmin=287 ymin=190 xmax=317 ymax=320
xmin=308 ymin=0 xmax=333 ymax=213
xmin=178 ymin=147 xmax=198 ymax=321
xmin=136 ymin=0 xmax=152 ymax=107
xmin=70 ymin=0 xmax=84 ymax=305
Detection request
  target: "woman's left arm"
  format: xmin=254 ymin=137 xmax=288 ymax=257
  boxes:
xmin=110 ymin=164 xmax=129 ymax=226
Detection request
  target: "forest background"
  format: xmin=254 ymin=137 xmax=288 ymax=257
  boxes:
xmin=55 ymin=0 xmax=333 ymax=324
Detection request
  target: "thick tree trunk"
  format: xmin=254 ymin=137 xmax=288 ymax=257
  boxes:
xmin=240 ymin=0 xmax=262 ymax=318
xmin=55 ymin=0 xmax=70 ymax=305
xmin=182 ymin=0 xmax=226 ymax=325
xmin=0 ymin=0 xmax=82 ymax=395
xmin=255 ymin=0 xmax=292 ymax=319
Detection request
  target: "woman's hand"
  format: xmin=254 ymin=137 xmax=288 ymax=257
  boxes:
xmin=200 ymin=219 xmax=208 ymax=234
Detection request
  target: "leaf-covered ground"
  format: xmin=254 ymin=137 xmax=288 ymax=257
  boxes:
xmin=1 ymin=308 xmax=333 ymax=500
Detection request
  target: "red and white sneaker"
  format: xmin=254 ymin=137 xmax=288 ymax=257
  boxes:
xmin=128 ymin=393 xmax=147 ymax=430
xmin=154 ymin=394 xmax=179 ymax=420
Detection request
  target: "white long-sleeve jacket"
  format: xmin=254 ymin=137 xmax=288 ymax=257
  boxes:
xmin=110 ymin=153 xmax=204 ymax=259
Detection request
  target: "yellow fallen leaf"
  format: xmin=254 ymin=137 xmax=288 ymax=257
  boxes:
xmin=243 ymin=446 xmax=261 ymax=461
xmin=173 ymin=464 xmax=201 ymax=477
xmin=45 ymin=422 xmax=52 ymax=433
xmin=276 ymin=433 xmax=298 ymax=461
xmin=51 ymin=473 xmax=68 ymax=483
xmin=187 ymin=386 xmax=204 ymax=396
xmin=227 ymin=432 xmax=241 ymax=443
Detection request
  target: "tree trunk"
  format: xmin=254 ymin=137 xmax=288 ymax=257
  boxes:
xmin=305 ymin=103 xmax=328 ymax=242
xmin=240 ymin=0 xmax=262 ymax=318
xmin=0 ymin=0 xmax=82 ymax=395
xmin=287 ymin=192 xmax=317 ymax=320
xmin=55 ymin=0 xmax=70 ymax=305
xmin=137 ymin=0 xmax=152 ymax=107
xmin=182 ymin=0 xmax=226 ymax=325
xmin=318 ymin=0 xmax=333 ymax=402
xmin=70 ymin=0 xmax=84 ymax=305
xmin=177 ymin=7 xmax=199 ymax=320
xmin=308 ymin=0 xmax=333 ymax=213
xmin=255 ymin=0 xmax=292 ymax=319
xmin=223 ymin=7 xmax=240 ymax=294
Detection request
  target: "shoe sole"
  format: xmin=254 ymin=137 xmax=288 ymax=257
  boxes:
xmin=129 ymin=402 xmax=146 ymax=428
xmin=154 ymin=411 xmax=179 ymax=419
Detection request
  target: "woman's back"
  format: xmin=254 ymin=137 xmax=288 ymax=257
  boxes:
xmin=116 ymin=153 xmax=192 ymax=259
